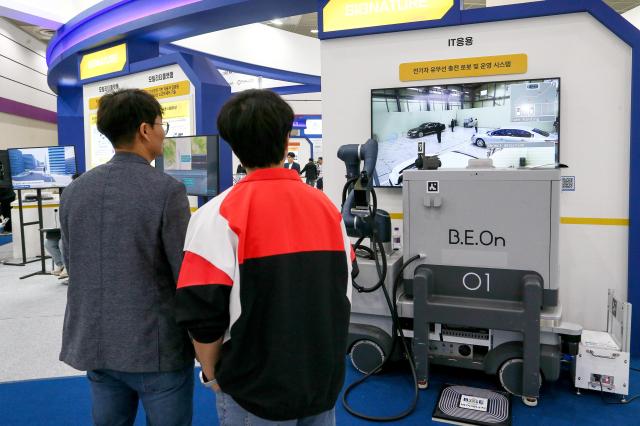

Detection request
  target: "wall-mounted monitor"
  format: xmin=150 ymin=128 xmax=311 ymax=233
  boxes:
xmin=371 ymin=78 xmax=560 ymax=186
xmin=0 ymin=150 xmax=11 ymax=189
xmin=156 ymin=135 xmax=220 ymax=197
xmin=8 ymin=146 xmax=77 ymax=189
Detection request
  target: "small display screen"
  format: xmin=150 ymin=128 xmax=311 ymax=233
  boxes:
xmin=371 ymin=78 xmax=560 ymax=187
xmin=9 ymin=146 xmax=77 ymax=189
xmin=156 ymin=135 xmax=219 ymax=197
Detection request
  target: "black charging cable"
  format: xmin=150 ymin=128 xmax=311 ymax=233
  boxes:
xmin=342 ymin=252 xmax=422 ymax=422
xmin=341 ymin=178 xmax=423 ymax=421
xmin=598 ymin=382 xmax=640 ymax=405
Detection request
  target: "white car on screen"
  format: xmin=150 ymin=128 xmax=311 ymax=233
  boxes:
xmin=388 ymin=151 xmax=479 ymax=186
xmin=471 ymin=127 xmax=557 ymax=148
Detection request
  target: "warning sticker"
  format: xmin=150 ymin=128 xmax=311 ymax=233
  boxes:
xmin=427 ymin=181 xmax=439 ymax=193
xmin=459 ymin=395 xmax=488 ymax=412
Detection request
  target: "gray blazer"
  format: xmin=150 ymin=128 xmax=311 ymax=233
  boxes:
xmin=60 ymin=152 xmax=194 ymax=373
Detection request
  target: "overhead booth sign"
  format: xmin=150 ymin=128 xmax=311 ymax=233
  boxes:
xmin=82 ymin=64 xmax=196 ymax=170
xmin=79 ymin=43 xmax=128 ymax=80
xmin=322 ymin=0 xmax=454 ymax=32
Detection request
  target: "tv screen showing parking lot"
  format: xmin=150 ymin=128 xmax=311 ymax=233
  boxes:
xmin=371 ymin=78 xmax=560 ymax=187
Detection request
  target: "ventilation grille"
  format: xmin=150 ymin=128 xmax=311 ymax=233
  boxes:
xmin=442 ymin=329 xmax=489 ymax=341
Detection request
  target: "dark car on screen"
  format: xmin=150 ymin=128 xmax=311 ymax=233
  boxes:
xmin=407 ymin=122 xmax=446 ymax=138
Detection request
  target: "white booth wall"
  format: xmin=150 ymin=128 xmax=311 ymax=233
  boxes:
xmin=174 ymin=23 xmax=321 ymax=77
xmin=177 ymin=25 xmax=323 ymax=175
xmin=0 ymin=18 xmax=56 ymax=112
xmin=0 ymin=113 xmax=57 ymax=150
xmin=321 ymin=12 xmax=631 ymax=332
xmin=0 ymin=18 xmax=57 ymax=150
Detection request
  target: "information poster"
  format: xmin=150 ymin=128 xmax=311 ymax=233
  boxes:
xmin=89 ymin=113 xmax=115 ymax=167
xmin=82 ymin=64 xmax=195 ymax=170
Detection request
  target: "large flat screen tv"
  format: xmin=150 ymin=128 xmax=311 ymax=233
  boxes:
xmin=9 ymin=146 xmax=77 ymax=189
xmin=0 ymin=150 xmax=11 ymax=189
xmin=156 ymin=135 xmax=220 ymax=197
xmin=371 ymin=78 xmax=560 ymax=187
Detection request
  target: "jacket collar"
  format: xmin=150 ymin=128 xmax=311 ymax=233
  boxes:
xmin=240 ymin=167 xmax=300 ymax=183
xmin=110 ymin=151 xmax=151 ymax=165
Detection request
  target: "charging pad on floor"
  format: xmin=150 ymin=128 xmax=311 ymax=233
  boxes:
xmin=432 ymin=384 xmax=511 ymax=426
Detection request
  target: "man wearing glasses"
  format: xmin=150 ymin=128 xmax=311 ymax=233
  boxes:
xmin=59 ymin=89 xmax=194 ymax=425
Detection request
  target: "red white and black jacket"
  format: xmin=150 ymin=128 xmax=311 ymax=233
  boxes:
xmin=175 ymin=168 xmax=354 ymax=421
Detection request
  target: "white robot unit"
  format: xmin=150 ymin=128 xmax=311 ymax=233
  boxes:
xmin=574 ymin=290 xmax=632 ymax=397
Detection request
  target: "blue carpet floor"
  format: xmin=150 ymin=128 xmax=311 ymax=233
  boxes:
xmin=1 ymin=358 xmax=639 ymax=425
xmin=0 ymin=233 xmax=11 ymax=246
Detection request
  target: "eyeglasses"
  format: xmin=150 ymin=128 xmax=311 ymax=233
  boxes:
xmin=152 ymin=121 xmax=170 ymax=134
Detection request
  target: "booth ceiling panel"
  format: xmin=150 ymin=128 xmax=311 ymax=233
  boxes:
xmin=4 ymin=18 xmax=55 ymax=41
xmin=463 ymin=0 xmax=486 ymax=8
xmin=263 ymin=13 xmax=318 ymax=38
xmin=606 ymin=0 xmax=640 ymax=13
xmin=463 ymin=1 xmax=639 ymax=13
xmin=260 ymin=2 xmax=640 ymax=37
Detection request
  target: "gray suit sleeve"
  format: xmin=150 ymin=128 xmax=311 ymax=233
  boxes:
xmin=162 ymin=181 xmax=191 ymax=282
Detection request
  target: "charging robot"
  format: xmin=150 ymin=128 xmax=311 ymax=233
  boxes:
xmin=339 ymin=139 xmax=582 ymax=410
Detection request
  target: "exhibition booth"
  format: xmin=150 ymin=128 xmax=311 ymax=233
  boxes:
xmin=1 ymin=0 xmax=637 ymax=422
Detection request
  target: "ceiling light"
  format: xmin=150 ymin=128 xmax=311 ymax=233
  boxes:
xmin=38 ymin=28 xmax=55 ymax=40
xmin=271 ymin=19 xmax=284 ymax=25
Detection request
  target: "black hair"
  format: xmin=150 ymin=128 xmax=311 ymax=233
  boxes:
xmin=287 ymin=152 xmax=295 ymax=158
xmin=308 ymin=158 xmax=314 ymax=162
xmin=96 ymin=89 xmax=163 ymax=148
xmin=217 ymin=89 xmax=294 ymax=168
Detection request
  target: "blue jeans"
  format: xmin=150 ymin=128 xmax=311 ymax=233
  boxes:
xmin=215 ymin=391 xmax=335 ymax=426
xmin=87 ymin=365 xmax=194 ymax=426
xmin=44 ymin=236 xmax=63 ymax=267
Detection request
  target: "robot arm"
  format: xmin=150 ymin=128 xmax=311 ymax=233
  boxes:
xmin=338 ymin=139 xmax=390 ymax=241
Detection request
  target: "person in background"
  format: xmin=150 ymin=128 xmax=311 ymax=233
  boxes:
xmin=450 ymin=118 xmax=455 ymax=132
xmin=473 ymin=118 xmax=478 ymax=133
xmin=175 ymin=89 xmax=356 ymax=426
xmin=59 ymin=88 xmax=194 ymax=426
xmin=283 ymin=151 xmax=300 ymax=173
xmin=236 ymin=164 xmax=246 ymax=174
xmin=44 ymin=228 xmax=64 ymax=276
xmin=300 ymin=158 xmax=318 ymax=186
xmin=316 ymin=157 xmax=324 ymax=191
xmin=46 ymin=172 xmax=81 ymax=281
xmin=0 ymin=187 xmax=15 ymax=234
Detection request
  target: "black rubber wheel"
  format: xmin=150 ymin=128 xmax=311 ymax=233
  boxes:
xmin=475 ymin=138 xmax=486 ymax=147
xmin=349 ymin=339 xmax=385 ymax=375
xmin=498 ymin=358 xmax=542 ymax=398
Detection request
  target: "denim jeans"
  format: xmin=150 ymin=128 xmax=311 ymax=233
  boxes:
xmin=87 ymin=365 xmax=194 ymax=426
xmin=44 ymin=236 xmax=63 ymax=267
xmin=215 ymin=391 xmax=335 ymax=426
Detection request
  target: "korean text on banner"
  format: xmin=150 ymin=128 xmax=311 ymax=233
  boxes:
xmin=400 ymin=54 xmax=528 ymax=81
